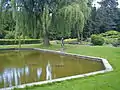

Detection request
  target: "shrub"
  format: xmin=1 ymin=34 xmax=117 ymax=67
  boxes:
xmin=112 ymin=37 xmax=120 ymax=47
xmin=64 ymin=38 xmax=78 ymax=44
xmin=0 ymin=39 xmax=41 ymax=45
xmin=100 ymin=30 xmax=120 ymax=38
xmin=91 ymin=35 xmax=105 ymax=45
xmin=5 ymin=31 xmax=32 ymax=39
xmin=104 ymin=38 xmax=117 ymax=45
xmin=5 ymin=31 xmax=15 ymax=39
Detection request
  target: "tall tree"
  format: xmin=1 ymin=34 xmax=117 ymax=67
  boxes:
xmin=96 ymin=0 xmax=118 ymax=32
xmin=83 ymin=5 xmax=97 ymax=38
xmin=84 ymin=0 xmax=119 ymax=38
xmin=54 ymin=0 xmax=92 ymax=42
xmin=0 ymin=0 xmax=15 ymax=38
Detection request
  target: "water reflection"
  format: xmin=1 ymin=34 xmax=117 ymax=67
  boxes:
xmin=46 ymin=62 xmax=52 ymax=80
xmin=0 ymin=50 xmax=105 ymax=89
xmin=37 ymin=68 xmax=42 ymax=79
xmin=0 ymin=66 xmax=44 ymax=88
xmin=25 ymin=66 xmax=29 ymax=76
xmin=0 ymin=68 xmax=22 ymax=88
xmin=0 ymin=75 xmax=2 ymax=83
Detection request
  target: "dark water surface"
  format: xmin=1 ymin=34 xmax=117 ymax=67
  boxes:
xmin=0 ymin=50 xmax=105 ymax=88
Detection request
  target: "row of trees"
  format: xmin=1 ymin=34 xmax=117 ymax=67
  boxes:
xmin=0 ymin=0 xmax=93 ymax=46
xmin=0 ymin=0 xmax=119 ymax=46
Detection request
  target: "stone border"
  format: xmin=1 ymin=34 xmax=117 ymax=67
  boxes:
xmin=0 ymin=48 xmax=113 ymax=90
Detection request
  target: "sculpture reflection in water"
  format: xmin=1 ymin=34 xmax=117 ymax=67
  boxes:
xmin=46 ymin=62 xmax=52 ymax=80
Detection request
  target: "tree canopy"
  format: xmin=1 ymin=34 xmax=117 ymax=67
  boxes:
xmin=84 ymin=0 xmax=120 ymax=38
xmin=0 ymin=0 xmax=92 ymax=46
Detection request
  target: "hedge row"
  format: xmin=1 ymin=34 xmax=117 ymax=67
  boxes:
xmin=0 ymin=39 xmax=41 ymax=45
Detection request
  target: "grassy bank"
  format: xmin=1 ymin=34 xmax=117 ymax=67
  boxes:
xmin=0 ymin=44 xmax=120 ymax=90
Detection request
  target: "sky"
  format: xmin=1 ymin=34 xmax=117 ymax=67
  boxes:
xmin=93 ymin=0 xmax=120 ymax=8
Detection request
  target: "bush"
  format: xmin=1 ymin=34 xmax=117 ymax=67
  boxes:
xmin=5 ymin=31 xmax=31 ymax=39
xmin=91 ymin=35 xmax=105 ymax=45
xmin=104 ymin=38 xmax=117 ymax=45
xmin=112 ymin=37 xmax=120 ymax=47
xmin=100 ymin=30 xmax=120 ymax=38
xmin=0 ymin=39 xmax=41 ymax=45
xmin=5 ymin=31 xmax=15 ymax=39
xmin=64 ymin=38 xmax=78 ymax=44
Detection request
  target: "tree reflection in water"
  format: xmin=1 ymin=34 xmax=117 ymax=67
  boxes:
xmin=37 ymin=68 xmax=42 ymax=79
xmin=0 ymin=66 xmax=43 ymax=88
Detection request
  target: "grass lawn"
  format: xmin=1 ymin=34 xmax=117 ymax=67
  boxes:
xmin=0 ymin=44 xmax=120 ymax=90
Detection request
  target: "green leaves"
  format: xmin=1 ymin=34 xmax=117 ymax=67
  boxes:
xmin=0 ymin=0 xmax=92 ymax=44
xmin=54 ymin=0 xmax=91 ymax=40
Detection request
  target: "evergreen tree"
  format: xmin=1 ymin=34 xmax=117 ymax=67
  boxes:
xmin=84 ymin=0 xmax=119 ymax=38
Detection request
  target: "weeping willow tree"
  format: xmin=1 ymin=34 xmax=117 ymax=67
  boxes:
xmin=10 ymin=0 xmax=53 ymax=46
xmin=54 ymin=0 xmax=91 ymax=42
xmin=11 ymin=0 xmax=24 ymax=48
xmin=10 ymin=0 xmax=38 ymax=47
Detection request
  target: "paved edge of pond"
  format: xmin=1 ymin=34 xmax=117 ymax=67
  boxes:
xmin=0 ymin=48 xmax=113 ymax=90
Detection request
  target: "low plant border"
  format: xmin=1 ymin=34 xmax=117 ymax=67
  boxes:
xmin=0 ymin=48 xmax=113 ymax=90
xmin=0 ymin=39 xmax=41 ymax=45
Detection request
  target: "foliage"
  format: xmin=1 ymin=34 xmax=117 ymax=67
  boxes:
xmin=100 ymin=30 xmax=120 ymax=38
xmin=91 ymin=35 xmax=105 ymax=45
xmin=0 ymin=39 xmax=41 ymax=45
xmin=96 ymin=0 xmax=119 ymax=32
xmin=0 ymin=0 xmax=93 ymax=46
xmin=84 ymin=0 xmax=120 ymax=38
xmin=83 ymin=6 xmax=97 ymax=38
xmin=103 ymin=38 xmax=116 ymax=44
xmin=55 ymin=0 xmax=91 ymax=42
xmin=5 ymin=31 xmax=15 ymax=39
xmin=5 ymin=31 xmax=31 ymax=39
xmin=99 ymin=30 xmax=120 ymax=45
xmin=112 ymin=37 xmax=120 ymax=47
xmin=64 ymin=38 xmax=78 ymax=44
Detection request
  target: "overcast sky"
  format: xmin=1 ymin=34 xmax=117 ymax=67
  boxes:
xmin=93 ymin=0 xmax=120 ymax=8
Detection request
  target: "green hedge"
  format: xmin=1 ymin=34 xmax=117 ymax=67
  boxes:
xmin=0 ymin=39 xmax=41 ymax=45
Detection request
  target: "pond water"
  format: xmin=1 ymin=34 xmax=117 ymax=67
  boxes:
xmin=0 ymin=50 xmax=105 ymax=88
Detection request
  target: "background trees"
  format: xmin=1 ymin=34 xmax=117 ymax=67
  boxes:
xmin=0 ymin=0 xmax=120 ymax=46
xmin=84 ymin=0 xmax=120 ymax=39
xmin=0 ymin=0 xmax=92 ymax=46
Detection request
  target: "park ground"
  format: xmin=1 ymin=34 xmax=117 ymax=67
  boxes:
xmin=0 ymin=44 xmax=120 ymax=90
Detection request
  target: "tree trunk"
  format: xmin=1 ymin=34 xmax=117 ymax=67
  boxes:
xmin=43 ymin=33 xmax=50 ymax=46
xmin=77 ymin=30 xmax=80 ymax=42
xmin=43 ymin=28 xmax=50 ymax=46
xmin=18 ymin=34 xmax=21 ymax=49
xmin=80 ymin=32 xmax=83 ymax=43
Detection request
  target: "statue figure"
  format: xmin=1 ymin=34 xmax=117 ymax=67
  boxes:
xmin=61 ymin=37 xmax=64 ymax=52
